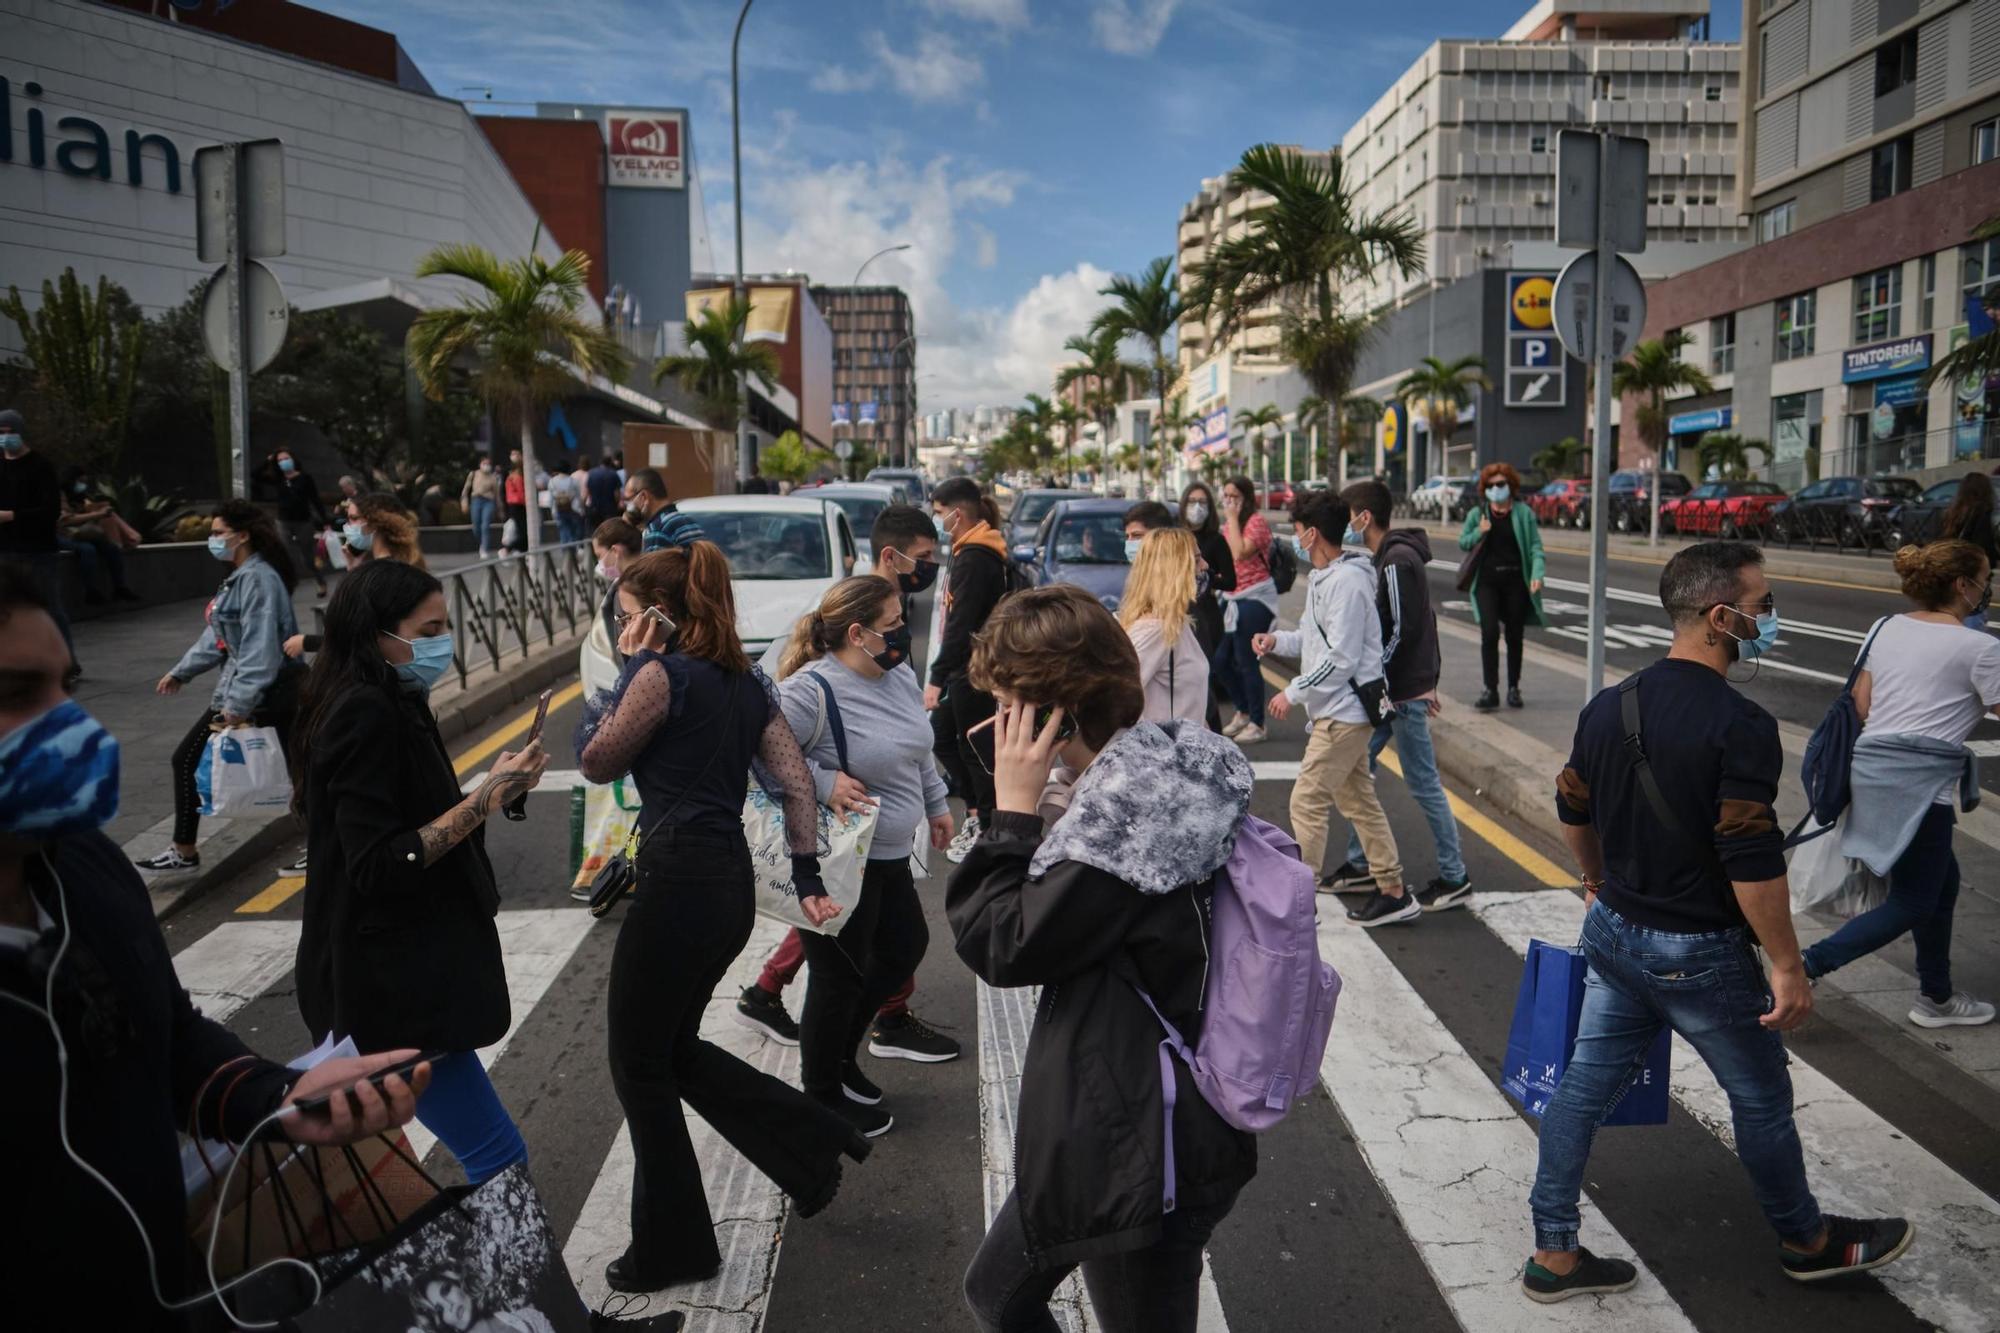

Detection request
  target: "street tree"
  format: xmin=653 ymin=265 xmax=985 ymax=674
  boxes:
xmin=0 ymin=268 xmax=144 ymax=471
xmin=1612 ymin=331 xmax=1713 ymax=472
xmin=1052 ymin=400 xmax=1087 ymax=483
xmin=758 ymin=429 xmax=815 ymax=488
xmin=1695 ymin=432 xmax=1770 ymax=481
xmin=1533 ymin=435 xmax=1589 ymax=478
xmin=1396 ymin=355 xmax=1491 ymax=470
xmin=1091 ymin=257 xmax=1182 ymax=491
xmin=656 ymin=295 xmax=781 ymax=435
xmin=408 ymin=235 xmax=627 ymax=550
xmin=1236 ymin=403 xmax=1284 ymax=485
xmin=1926 ymin=216 xmax=2000 ymax=393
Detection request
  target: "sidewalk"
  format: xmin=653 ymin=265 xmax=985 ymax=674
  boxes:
xmin=76 ymin=551 xmax=583 ymax=919
xmin=1409 ymin=519 xmax=1904 ymax=591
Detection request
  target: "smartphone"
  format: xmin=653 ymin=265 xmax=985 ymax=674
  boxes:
xmin=503 ymin=689 xmax=556 ymax=821
xmin=1034 ymin=704 xmax=1079 ymax=743
xmin=291 ymin=1051 xmax=447 ymax=1119
xmin=643 ymin=606 xmax=677 ymax=638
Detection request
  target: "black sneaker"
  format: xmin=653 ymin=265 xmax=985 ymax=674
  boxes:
xmin=567 ymin=882 xmax=591 ymax=902
xmin=841 ymin=1061 xmax=883 ymax=1106
xmin=282 ymin=853 xmax=309 ymax=875
xmin=134 ymin=848 xmax=199 ymax=872
xmin=1475 ymin=688 xmax=1501 ymax=712
xmin=822 ymin=1094 xmax=893 ymax=1139
xmin=1348 ymin=891 xmax=1421 ymax=928
xmin=1507 ymin=687 xmax=1524 ymax=709
xmin=1521 ymin=1247 xmax=1639 ymax=1303
xmin=1415 ymin=875 xmax=1472 ymax=912
xmin=868 ymin=1010 xmax=961 ymax=1062
xmin=1317 ymin=861 xmax=1376 ymax=895
xmin=1779 ymin=1215 xmax=1914 ymax=1282
xmin=733 ymin=984 xmax=800 ymax=1047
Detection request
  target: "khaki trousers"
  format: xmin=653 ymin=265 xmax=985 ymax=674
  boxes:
xmin=1290 ymin=717 xmax=1403 ymax=889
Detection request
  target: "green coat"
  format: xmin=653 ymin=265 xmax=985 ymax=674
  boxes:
xmin=1457 ymin=502 xmax=1547 ymax=627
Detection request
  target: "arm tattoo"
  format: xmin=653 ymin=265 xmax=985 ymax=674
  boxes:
xmin=415 ymin=776 xmax=514 ymax=868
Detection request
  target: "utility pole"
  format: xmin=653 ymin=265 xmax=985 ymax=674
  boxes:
xmin=731 ymin=0 xmax=754 ymax=489
xmin=1585 ymin=130 xmax=1616 ymax=701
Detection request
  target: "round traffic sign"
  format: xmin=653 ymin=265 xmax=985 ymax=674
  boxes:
xmin=1550 ymin=253 xmax=1646 ymax=363
xmin=200 ymin=259 xmax=289 ymax=374
xmin=833 ymin=438 xmax=855 ymax=461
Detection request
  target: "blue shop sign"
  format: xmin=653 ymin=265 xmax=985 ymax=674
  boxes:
xmin=1842 ymin=334 xmax=1931 ymax=383
xmin=1873 ymin=375 xmax=1926 ymax=409
xmin=1669 ymin=406 xmax=1732 ymax=434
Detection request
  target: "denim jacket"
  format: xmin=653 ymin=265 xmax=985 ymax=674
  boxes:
xmin=1842 ymin=731 xmax=1980 ymax=875
xmin=170 ymin=555 xmax=298 ymax=716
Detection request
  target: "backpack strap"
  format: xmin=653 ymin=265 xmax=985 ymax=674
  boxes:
xmin=808 ymin=670 xmax=850 ymax=772
xmin=1845 ymin=616 xmax=1890 ymax=692
xmin=1126 ymin=979 xmax=1189 ymax=1216
xmin=1617 ymin=675 xmax=1729 ymax=882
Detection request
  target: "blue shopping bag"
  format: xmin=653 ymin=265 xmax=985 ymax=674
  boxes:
xmin=1501 ymin=938 xmax=1670 ymax=1127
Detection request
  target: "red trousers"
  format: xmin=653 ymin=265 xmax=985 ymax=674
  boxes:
xmin=757 ymin=928 xmax=914 ymax=1019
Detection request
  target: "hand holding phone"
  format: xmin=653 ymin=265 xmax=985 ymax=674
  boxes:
xmin=283 ymin=1050 xmax=443 ymax=1143
xmin=503 ymin=689 xmax=555 ymax=821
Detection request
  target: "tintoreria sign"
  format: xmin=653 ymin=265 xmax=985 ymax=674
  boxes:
xmin=604 ymin=109 xmax=684 ymax=189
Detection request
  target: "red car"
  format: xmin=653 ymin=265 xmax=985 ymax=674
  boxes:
xmin=1265 ymin=480 xmax=1296 ymax=510
xmin=1531 ymin=479 xmax=1591 ymax=528
xmin=1661 ymin=480 xmax=1787 ymax=538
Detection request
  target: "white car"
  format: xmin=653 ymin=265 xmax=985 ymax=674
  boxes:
xmin=805 ymin=481 xmax=903 ymax=557
xmin=677 ymin=495 xmax=868 ymax=660
xmin=1409 ymin=475 xmax=1470 ymax=518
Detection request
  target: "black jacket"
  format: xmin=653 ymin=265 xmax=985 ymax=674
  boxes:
xmin=947 ymin=812 xmax=1258 ymax=1267
xmin=296 ymin=680 xmax=509 ymax=1053
xmin=275 ymin=470 xmax=331 ymax=525
xmin=1190 ymin=525 xmax=1236 ymax=652
xmin=0 ymin=448 xmax=61 ymax=552
xmin=1375 ymin=528 xmax=1441 ymax=702
xmin=929 ymin=541 xmax=1010 ymax=689
xmin=6 ymin=830 xmax=297 ymax=1330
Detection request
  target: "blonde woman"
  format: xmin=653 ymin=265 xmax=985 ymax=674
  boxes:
xmin=1118 ymin=526 xmax=1209 ymax=725
xmin=351 ymin=493 xmax=427 ymax=570
xmin=774 ymin=576 xmax=953 ymax=1137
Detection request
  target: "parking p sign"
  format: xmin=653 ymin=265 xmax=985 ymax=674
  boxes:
xmin=1504 ymin=272 xmax=1565 ymax=408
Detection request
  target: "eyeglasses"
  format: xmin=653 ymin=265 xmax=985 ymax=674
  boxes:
xmin=1711 ymin=598 xmax=1776 ymax=617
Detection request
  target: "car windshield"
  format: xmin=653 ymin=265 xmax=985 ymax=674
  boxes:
xmin=1738 ymin=482 xmax=1783 ymax=496
xmin=1868 ymin=478 xmax=1921 ymax=499
xmin=822 ymin=495 xmax=888 ymax=540
xmin=1924 ymin=480 xmax=1960 ymax=503
xmin=1013 ymin=493 xmax=1067 ymax=527
xmin=685 ymin=511 xmax=829 ymax=580
xmin=1051 ymin=515 xmax=1128 ymax=564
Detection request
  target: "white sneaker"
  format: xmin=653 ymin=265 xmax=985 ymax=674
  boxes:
xmin=1908 ymin=991 xmax=1996 ymax=1028
xmin=1222 ymin=714 xmax=1249 ymax=738
xmin=1234 ymin=723 xmax=1267 ymax=744
xmin=945 ymin=814 xmax=983 ymax=864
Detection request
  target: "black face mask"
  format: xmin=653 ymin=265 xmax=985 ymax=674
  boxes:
xmin=864 ymin=624 xmax=912 ymax=671
xmin=897 ymin=558 xmax=940 ymax=595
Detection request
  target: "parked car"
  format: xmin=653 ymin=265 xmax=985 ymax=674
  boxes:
xmin=804 ymin=481 xmax=901 ymax=557
xmin=1409 ymin=474 xmax=1470 ymax=519
xmin=1660 ymin=480 xmax=1788 ymax=538
xmin=1769 ymin=475 xmax=1921 ymax=548
xmin=1266 ymin=480 xmax=1297 ymax=510
xmin=864 ymin=466 xmax=928 ymax=505
xmin=1531 ymin=478 xmax=1591 ymax=527
xmin=1014 ymin=497 xmax=1132 ymax=612
xmin=1004 ymin=487 xmax=1075 ymax=556
xmin=677 ymin=495 xmax=865 ymax=658
xmin=1605 ymin=469 xmax=1693 ymax=533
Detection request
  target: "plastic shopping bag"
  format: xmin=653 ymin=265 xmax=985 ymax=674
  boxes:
xmin=194 ymin=725 xmax=293 ymax=818
xmin=1788 ymin=812 xmax=1888 ymax=918
xmin=1501 ymin=938 xmax=1670 ymax=1127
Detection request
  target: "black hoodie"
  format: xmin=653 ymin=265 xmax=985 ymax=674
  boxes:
xmin=1374 ymin=528 xmax=1441 ymax=703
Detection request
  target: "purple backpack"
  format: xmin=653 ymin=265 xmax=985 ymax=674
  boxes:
xmin=1131 ymin=815 xmax=1341 ymax=1211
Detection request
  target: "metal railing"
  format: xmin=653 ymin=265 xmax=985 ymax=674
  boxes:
xmin=441 ymin=542 xmax=600 ymax=690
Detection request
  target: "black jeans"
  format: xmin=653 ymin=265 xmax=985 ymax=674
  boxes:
xmin=931 ymin=695 xmax=971 ymax=804
xmin=1804 ymin=802 xmax=1962 ymax=1001
xmin=608 ymin=825 xmax=855 ymax=1279
xmin=949 ymin=679 xmax=997 ymax=816
xmin=7 ymin=553 xmax=72 ymax=656
xmin=1475 ymin=570 xmax=1530 ymax=690
xmin=169 ymin=686 xmax=297 ymax=845
xmin=797 ymin=857 xmax=929 ymax=1101
xmin=963 ymin=1188 xmax=1234 ymax=1333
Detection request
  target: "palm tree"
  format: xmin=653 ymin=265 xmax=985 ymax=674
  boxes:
xmin=408 ymin=234 xmax=627 ymax=550
xmin=654 ymin=295 xmax=782 ymax=436
xmin=1396 ymin=355 xmax=1491 ymax=473
xmin=1092 ymin=257 xmax=1183 ymax=491
xmin=1532 ymin=435 xmax=1590 ymax=479
xmin=1296 ymin=395 xmax=1329 ymax=462
xmin=1926 ymin=216 xmax=2000 ymax=392
xmin=1058 ymin=328 xmax=1145 ymax=446
xmin=1052 ymin=400 xmax=1087 ymax=483
xmin=1152 ymin=397 xmax=1193 ymax=492
xmin=1695 ymin=432 xmax=1770 ymax=481
xmin=1612 ymin=331 xmax=1713 ymax=471
xmin=1236 ymin=403 xmax=1284 ymax=487
xmin=1019 ymin=393 xmax=1058 ymax=478
xmin=1184 ymin=144 xmax=1424 ymax=444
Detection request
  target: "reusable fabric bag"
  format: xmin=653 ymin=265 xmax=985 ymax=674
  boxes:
xmin=195 ymin=724 xmax=293 ymax=817
xmin=748 ymin=672 xmax=872 ymax=935
xmin=1501 ymin=938 xmax=1671 ymax=1127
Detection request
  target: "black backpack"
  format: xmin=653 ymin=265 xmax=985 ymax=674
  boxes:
xmin=1267 ymin=534 xmax=1298 ymax=594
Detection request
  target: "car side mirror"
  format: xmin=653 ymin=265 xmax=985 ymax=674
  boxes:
xmin=1012 ymin=543 xmax=1036 ymax=562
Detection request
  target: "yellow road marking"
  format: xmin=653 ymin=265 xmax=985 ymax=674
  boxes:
xmin=236 ymin=681 xmax=586 ymax=914
xmin=1258 ymin=663 xmax=1569 ymax=886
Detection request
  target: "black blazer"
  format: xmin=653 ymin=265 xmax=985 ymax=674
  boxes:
xmin=296 ymin=680 xmax=508 ymax=1053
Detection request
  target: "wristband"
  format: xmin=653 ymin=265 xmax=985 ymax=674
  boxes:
xmin=791 ymin=853 xmax=826 ymax=901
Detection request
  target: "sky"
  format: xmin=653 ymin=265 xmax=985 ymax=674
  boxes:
xmin=316 ymin=0 xmax=1741 ymax=413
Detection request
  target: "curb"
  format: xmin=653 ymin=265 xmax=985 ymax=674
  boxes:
xmin=142 ymin=627 xmax=589 ymax=922
xmin=1411 ymin=521 xmax=1903 ymax=591
xmin=1422 ymin=698 xmax=1571 ymax=853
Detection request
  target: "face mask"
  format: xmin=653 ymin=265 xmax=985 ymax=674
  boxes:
xmin=206 ymin=534 xmax=234 ymax=562
xmin=595 ymin=559 xmax=619 ymax=581
xmin=895 ymin=555 xmax=939 ymax=595
xmin=387 ymin=630 xmax=455 ymax=690
xmin=1290 ymin=532 xmax=1313 ymax=561
xmin=344 ymin=522 xmax=370 ymax=551
xmin=479 ymin=461 xmax=493 ymax=473
xmin=1184 ymin=501 xmax=1209 ymax=527
xmin=1123 ymin=536 xmax=1144 ymax=562
xmin=1719 ymin=606 xmax=1780 ymax=661
xmin=1963 ymin=580 xmax=1993 ymax=617
xmin=0 ymin=700 xmax=121 ymax=835
xmin=861 ymin=623 xmax=912 ymax=671
xmin=0 ymin=434 xmax=24 ymax=456
xmin=1486 ymin=484 xmax=1511 ymax=504
xmin=72 ymin=482 xmax=88 ymax=495
xmin=278 ymin=457 xmax=296 ymax=474
xmin=933 ymin=511 xmax=956 ymax=541
xmin=1343 ymin=522 xmax=1368 ymax=547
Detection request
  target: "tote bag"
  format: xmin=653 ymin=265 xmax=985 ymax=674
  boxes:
xmin=748 ymin=672 xmax=873 ymax=935
xmin=195 ymin=724 xmax=293 ymax=817
xmin=1501 ymin=938 xmax=1671 ymax=1127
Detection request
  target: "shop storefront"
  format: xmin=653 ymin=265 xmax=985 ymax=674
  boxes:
xmin=1840 ymin=335 xmax=1931 ymax=475
xmin=1771 ymin=390 xmax=1823 ymax=491
xmin=1667 ymin=403 xmax=1732 ymax=476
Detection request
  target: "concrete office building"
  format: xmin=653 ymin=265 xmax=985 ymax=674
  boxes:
xmin=810 ymin=283 xmax=916 ymax=466
xmin=1640 ymin=0 xmax=2000 ymax=487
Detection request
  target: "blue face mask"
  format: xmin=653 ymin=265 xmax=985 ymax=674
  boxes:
xmin=1343 ymin=523 xmax=1368 ymax=547
xmin=1290 ymin=532 xmax=1313 ymax=560
xmin=1123 ymin=536 xmax=1143 ymax=562
xmin=278 ymin=457 xmax=296 ymax=474
xmin=344 ymin=522 xmax=370 ymax=552
xmin=0 ymin=433 xmax=24 ymax=456
xmin=1486 ymin=484 xmax=1511 ymax=504
xmin=206 ymin=534 xmax=234 ymax=562
xmin=0 ymin=700 xmax=121 ymax=835
xmin=388 ymin=631 xmax=455 ymax=690
xmin=1720 ymin=606 xmax=1780 ymax=660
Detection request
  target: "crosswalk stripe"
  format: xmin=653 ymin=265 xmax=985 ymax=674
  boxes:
xmin=172 ymin=919 xmax=303 ymax=1024
xmin=1467 ymin=889 xmax=2000 ymax=1333
xmin=1313 ymin=913 xmax=1700 ymax=1331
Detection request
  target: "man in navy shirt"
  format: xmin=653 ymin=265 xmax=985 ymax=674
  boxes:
xmin=1527 ymin=541 xmax=1910 ymax=1303
xmin=621 ymin=468 xmax=703 ymax=552
xmin=586 ymin=452 xmax=625 ymax=528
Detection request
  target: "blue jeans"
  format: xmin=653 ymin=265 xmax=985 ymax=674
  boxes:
xmin=1212 ymin=599 xmax=1274 ymax=726
xmin=414 ymin=1051 xmax=527 ymax=1185
xmin=556 ymin=508 xmax=587 ymax=544
xmin=1345 ymin=701 xmax=1465 ymax=882
xmin=1529 ymin=901 xmax=1822 ymax=1252
xmin=1803 ymin=802 xmax=1960 ymax=1001
xmin=469 ymin=495 xmax=496 ymax=554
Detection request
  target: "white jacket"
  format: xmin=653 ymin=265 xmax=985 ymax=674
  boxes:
xmin=1273 ymin=554 xmax=1384 ymax=725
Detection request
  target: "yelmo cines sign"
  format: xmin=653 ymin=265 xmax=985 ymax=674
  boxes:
xmin=1 ymin=77 xmax=186 ymax=193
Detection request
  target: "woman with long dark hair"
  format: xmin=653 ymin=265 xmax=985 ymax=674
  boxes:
xmin=1213 ymin=475 xmax=1274 ymax=742
xmin=139 ymin=499 xmax=303 ymax=872
xmin=291 ymin=559 xmax=547 ymax=1183
xmin=575 ymin=542 xmax=867 ymax=1293
xmin=1178 ymin=481 xmax=1235 ymax=727
xmin=1940 ymin=472 xmax=1998 ymax=629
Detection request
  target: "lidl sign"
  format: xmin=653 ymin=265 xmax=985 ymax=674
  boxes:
xmin=1508 ymin=273 xmax=1555 ymax=332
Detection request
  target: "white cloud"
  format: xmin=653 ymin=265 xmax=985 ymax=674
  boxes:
xmin=970 ymin=223 xmax=999 ymax=269
xmin=865 ymin=30 xmax=986 ymax=103
xmin=809 ymin=65 xmax=878 ymax=94
xmin=920 ymin=0 xmax=1030 ymax=27
xmin=1089 ymin=0 xmax=1182 ymax=55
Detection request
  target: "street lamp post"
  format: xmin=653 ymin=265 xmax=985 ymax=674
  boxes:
xmin=852 ymin=243 xmax=912 ymax=287
xmin=731 ymin=0 xmax=754 ymax=489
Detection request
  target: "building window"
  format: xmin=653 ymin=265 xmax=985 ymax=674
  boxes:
xmin=1853 ymin=266 xmax=1902 ymax=342
xmin=1710 ymin=313 xmax=1736 ymax=373
xmin=1758 ymin=200 xmax=1796 ymax=242
xmin=1977 ymin=119 xmax=1999 ymax=165
xmin=1871 ymin=134 xmax=1913 ymax=201
xmin=1874 ymin=31 xmax=1918 ymax=97
xmin=1775 ymin=290 xmax=1816 ymax=361
xmin=1530 ymin=133 xmax=1547 ymax=153
xmin=1705 ymin=84 xmax=1723 ymax=101
xmin=1966 ymin=235 xmax=2000 ymax=303
xmin=1920 ymin=253 xmax=1936 ymax=329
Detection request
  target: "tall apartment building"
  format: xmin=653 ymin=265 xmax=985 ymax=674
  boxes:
xmin=809 ymin=284 xmax=917 ymax=466
xmin=1640 ymin=0 xmax=2000 ymax=486
xmin=1341 ymin=0 xmax=1747 ymax=314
